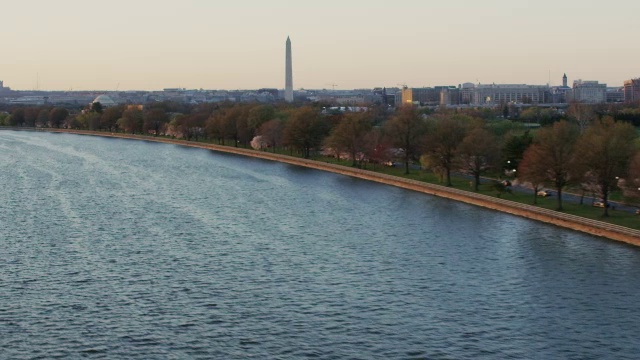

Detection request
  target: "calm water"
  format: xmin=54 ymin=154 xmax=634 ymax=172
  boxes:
xmin=1 ymin=131 xmax=640 ymax=359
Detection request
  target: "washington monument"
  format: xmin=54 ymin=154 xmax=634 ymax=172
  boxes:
xmin=285 ymin=36 xmax=293 ymax=102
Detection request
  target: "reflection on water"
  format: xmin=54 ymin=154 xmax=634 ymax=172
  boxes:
xmin=1 ymin=131 xmax=640 ymax=359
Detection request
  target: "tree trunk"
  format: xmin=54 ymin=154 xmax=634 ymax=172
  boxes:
xmin=404 ymin=153 xmax=409 ymax=175
xmin=556 ymin=188 xmax=563 ymax=211
xmin=602 ymin=187 xmax=609 ymax=217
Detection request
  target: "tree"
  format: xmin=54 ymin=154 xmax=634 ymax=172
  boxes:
xmin=36 ymin=109 xmax=49 ymax=128
xmin=235 ymin=106 xmax=253 ymax=147
xmin=567 ymin=101 xmax=595 ymax=133
xmin=528 ymin=121 xmax=579 ymax=210
xmin=324 ymin=112 xmax=373 ymax=166
xmin=283 ymin=107 xmax=328 ymax=158
xmin=502 ymin=130 xmax=533 ymax=173
xmin=423 ymin=115 xmax=468 ymax=186
xmin=257 ymin=119 xmax=285 ymax=152
xmin=457 ymin=128 xmax=500 ymax=191
xmin=519 ymin=107 xmax=559 ymax=126
xmin=206 ymin=111 xmax=228 ymax=144
xmin=101 ymin=106 xmax=123 ymax=131
xmin=176 ymin=113 xmax=207 ymax=141
xmin=383 ymin=105 xmax=427 ymax=174
xmin=622 ymin=152 xmax=640 ymax=205
xmin=49 ymin=108 xmax=69 ymax=128
xmin=208 ymin=106 xmax=243 ymax=146
xmin=10 ymin=108 xmax=25 ymax=126
xmin=518 ymin=144 xmax=549 ymax=204
xmin=91 ymin=102 xmax=104 ymax=114
xmin=75 ymin=111 xmax=101 ymax=130
xmin=574 ymin=117 xmax=638 ymax=216
xmin=24 ymin=107 xmax=39 ymax=127
xmin=362 ymin=127 xmax=391 ymax=170
xmin=0 ymin=112 xmax=9 ymax=126
xmin=247 ymin=104 xmax=275 ymax=133
xmin=117 ymin=107 xmax=143 ymax=134
xmin=143 ymin=108 xmax=169 ymax=136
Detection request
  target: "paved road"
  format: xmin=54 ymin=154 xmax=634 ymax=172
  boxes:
xmin=471 ymin=175 xmax=640 ymax=214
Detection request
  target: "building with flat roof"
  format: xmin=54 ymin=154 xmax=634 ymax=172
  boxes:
xmin=570 ymin=80 xmax=606 ymax=103
xmin=468 ymin=84 xmax=551 ymax=105
xmin=606 ymin=87 xmax=624 ymax=103
xmin=400 ymin=87 xmax=443 ymax=106
xmin=624 ymin=78 xmax=640 ymax=103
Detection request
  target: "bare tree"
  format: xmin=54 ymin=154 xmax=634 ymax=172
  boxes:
xmin=257 ymin=119 xmax=285 ymax=152
xmin=518 ymin=144 xmax=549 ymax=204
xmin=457 ymin=127 xmax=500 ymax=191
xmin=423 ymin=115 xmax=468 ymax=186
xmin=524 ymin=121 xmax=579 ymax=210
xmin=383 ymin=105 xmax=427 ymax=174
xmin=567 ymin=101 xmax=595 ymax=133
xmin=324 ymin=112 xmax=373 ymax=166
xmin=574 ymin=117 xmax=638 ymax=216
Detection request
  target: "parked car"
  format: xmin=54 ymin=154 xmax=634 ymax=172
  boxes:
xmin=537 ymin=190 xmax=552 ymax=197
xmin=593 ymin=201 xmax=608 ymax=208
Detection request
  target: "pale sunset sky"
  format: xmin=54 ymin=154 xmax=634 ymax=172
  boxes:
xmin=2 ymin=0 xmax=639 ymax=91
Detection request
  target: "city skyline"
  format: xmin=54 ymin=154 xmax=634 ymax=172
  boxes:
xmin=2 ymin=0 xmax=640 ymax=91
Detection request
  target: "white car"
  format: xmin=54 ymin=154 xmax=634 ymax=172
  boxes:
xmin=537 ymin=190 xmax=552 ymax=197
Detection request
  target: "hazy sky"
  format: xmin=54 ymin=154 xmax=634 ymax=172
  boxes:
xmin=2 ymin=0 xmax=639 ymax=91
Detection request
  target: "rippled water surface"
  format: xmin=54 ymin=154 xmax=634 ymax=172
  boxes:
xmin=2 ymin=131 xmax=640 ymax=359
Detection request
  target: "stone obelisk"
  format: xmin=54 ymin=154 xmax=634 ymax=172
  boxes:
xmin=285 ymin=36 xmax=293 ymax=102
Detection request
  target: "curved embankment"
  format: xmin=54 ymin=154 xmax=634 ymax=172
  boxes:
xmin=9 ymin=127 xmax=640 ymax=246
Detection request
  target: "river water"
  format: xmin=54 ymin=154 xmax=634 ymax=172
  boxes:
xmin=1 ymin=130 xmax=640 ymax=359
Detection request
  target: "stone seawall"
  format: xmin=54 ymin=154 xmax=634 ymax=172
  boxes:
xmin=8 ymin=128 xmax=640 ymax=247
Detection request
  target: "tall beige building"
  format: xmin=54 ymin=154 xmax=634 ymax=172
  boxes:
xmin=570 ymin=80 xmax=606 ymax=103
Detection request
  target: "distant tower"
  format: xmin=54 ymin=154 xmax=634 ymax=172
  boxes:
xmin=285 ymin=36 xmax=293 ymax=102
xmin=563 ymin=73 xmax=568 ymax=87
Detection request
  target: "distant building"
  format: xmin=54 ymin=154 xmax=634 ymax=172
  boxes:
xmin=400 ymin=87 xmax=440 ymax=106
xmin=459 ymin=83 xmax=475 ymax=104
xmin=439 ymin=86 xmax=460 ymax=106
xmin=0 ymin=80 xmax=11 ymax=94
xmin=258 ymin=88 xmax=279 ymax=97
xmin=623 ymin=78 xmax=640 ymax=103
xmin=469 ymin=83 xmax=550 ymax=105
xmin=9 ymin=96 xmax=47 ymax=105
xmin=606 ymin=87 xmax=624 ymax=103
xmin=92 ymin=94 xmax=119 ymax=107
xmin=570 ymin=80 xmax=606 ymax=103
xmin=315 ymin=89 xmax=381 ymax=106
xmin=550 ymin=73 xmax=572 ymax=103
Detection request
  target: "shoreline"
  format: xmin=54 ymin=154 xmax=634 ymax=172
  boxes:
xmin=5 ymin=127 xmax=640 ymax=247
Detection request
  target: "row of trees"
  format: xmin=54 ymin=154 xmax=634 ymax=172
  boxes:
xmin=3 ymin=101 xmax=639 ymax=216
xmin=518 ymin=119 xmax=639 ymax=215
xmin=0 ymin=106 xmax=69 ymax=128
